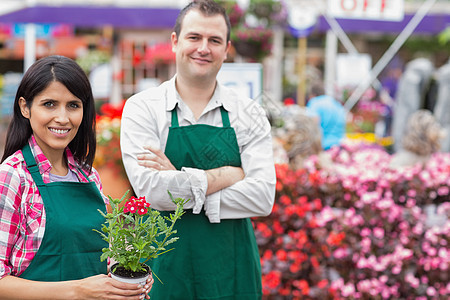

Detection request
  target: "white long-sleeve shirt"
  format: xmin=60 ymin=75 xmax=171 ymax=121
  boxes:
xmin=120 ymin=76 xmax=276 ymax=223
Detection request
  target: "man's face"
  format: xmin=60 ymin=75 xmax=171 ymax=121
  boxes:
xmin=171 ymin=9 xmax=230 ymax=83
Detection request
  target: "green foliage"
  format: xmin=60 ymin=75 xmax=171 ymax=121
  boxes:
xmin=75 ymin=50 xmax=110 ymax=74
xmin=94 ymin=190 xmax=188 ymax=273
xmin=438 ymin=26 xmax=450 ymax=45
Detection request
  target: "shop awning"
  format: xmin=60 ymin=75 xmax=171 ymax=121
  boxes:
xmin=317 ymin=13 xmax=449 ymax=35
xmin=0 ymin=5 xmax=447 ymax=34
xmin=0 ymin=5 xmax=180 ymax=29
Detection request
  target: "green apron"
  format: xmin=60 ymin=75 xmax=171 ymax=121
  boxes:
xmin=149 ymin=107 xmax=262 ymax=299
xmin=19 ymin=144 xmax=108 ymax=281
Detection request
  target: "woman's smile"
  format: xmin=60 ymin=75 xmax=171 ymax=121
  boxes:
xmin=49 ymin=127 xmax=71 ymax=135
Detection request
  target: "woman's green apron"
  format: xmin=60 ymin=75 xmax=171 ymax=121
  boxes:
xmin=19 ymin=144 xmax=107 ymax=281
xmin=149 ymin=107 xmax=262 ymax=299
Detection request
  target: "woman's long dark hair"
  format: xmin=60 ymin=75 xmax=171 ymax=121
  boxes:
xmin=1 ymin=55 xmax=96 ymax=172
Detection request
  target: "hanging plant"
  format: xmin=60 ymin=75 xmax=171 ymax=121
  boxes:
xmin=247 ymin=0 xmax=288 ymax=27
xmin=215 ymin=0 xmax=245 ymax=27
xmin=231 ymin=26 xmax=274 ymax=62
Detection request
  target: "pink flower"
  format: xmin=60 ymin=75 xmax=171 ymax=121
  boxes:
xmin=333 ymin=248 xmax=348 ymax=259
xmin=405 ymin=273 xmax=420 ymax=288
xmin=373 ymin=227 xmax=384 ymax=239
xmin=341 ymin=283 xmax=356 ymax=297
xmin=426 ymin=286 xmax=437 ymax=297
xmin=392 ymin=264 xmax=402 ymax=274
xmin=361 ymin=237 xmax=371 ymax=252
xmin=407 ymin=189 xmax=417 ymax=197
xmin=437 ymin=186 xmax=449 ymax=196
xmin=361 ymin=228 xmax=371 ymax=237
xmin=438 ymin=248 xmax=447 ymax=258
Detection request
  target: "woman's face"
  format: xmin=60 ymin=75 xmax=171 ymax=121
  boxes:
xmin=19 ymin=81 xmax=83 ymax=161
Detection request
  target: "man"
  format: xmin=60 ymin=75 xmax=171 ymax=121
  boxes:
xmin=120 ymin=0 xmax=276 ymax=299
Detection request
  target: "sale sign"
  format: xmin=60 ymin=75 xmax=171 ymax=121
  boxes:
xmin=327 ymin=0 xmax=404 ymax=21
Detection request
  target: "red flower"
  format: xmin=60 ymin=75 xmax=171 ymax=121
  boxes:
xmin=276 ymin=249 xmax=287 ymax=261
xmin=99 ymin=100 xmax=126 ymax=119
xmin=275 ymin=180 xmax=284 ymax=192
xmin=256 ymin=223 xmax=272 ymax=238
xmin=326 ymin=232 xmax=346 ymax=246
xmin=138 ymin=207 xmax=148 ymax=215
xmin=309 ymin=171 xmax=323 ymax=186
xmin=293 ymin=279 xmax=310 ymax=296
xmin=289 ymin=262 xmax=301 ymax=273
xmin=124 ymin=196 xmax=149 ymax=215
xmin=273 ymin=221 xmax=284 ymax=234
xmin=317 ymin=279 xmax=329 ymax=289
xmin=313 ymin=198 xmax=323 ymax=210
xmin=279 ymin=194 xmax=291 ymax=205
xmin=263 ymin=270 xmax=281 ymax=290
xmin=311 ymin=256 xmax=320 ymax=269
xmin=262 ymin=249 xmax=273 ymax=261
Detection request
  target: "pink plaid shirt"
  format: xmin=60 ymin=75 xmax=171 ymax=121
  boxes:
xmin=0 ymin=136 xmax=105 ymax=278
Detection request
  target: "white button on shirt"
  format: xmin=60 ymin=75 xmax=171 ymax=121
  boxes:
xmin=120 ymin=76 xmax=276 ymax=223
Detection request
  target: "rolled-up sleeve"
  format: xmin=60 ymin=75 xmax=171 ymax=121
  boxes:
xmin=205 ymin=99 xmax=276 ymax=221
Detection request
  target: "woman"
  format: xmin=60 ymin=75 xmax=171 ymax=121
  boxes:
xmin=0 ymin=55 xmax=152 ymax=299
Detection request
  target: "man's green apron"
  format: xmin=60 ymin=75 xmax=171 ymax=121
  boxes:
xmin=19 ymin=144 xmax=107 ymax=281
xmin=149 ymin=107 xmax=262 ymax=299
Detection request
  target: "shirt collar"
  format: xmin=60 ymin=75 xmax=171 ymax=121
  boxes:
xmin=166 ymin=76 xmax=179 ymax=112
xmin=166 ymin=75 xmax=233 ymax=113
xmin=28 ymin=135 xmax=79 ymax=174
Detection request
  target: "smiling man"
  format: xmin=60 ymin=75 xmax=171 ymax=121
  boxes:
xmin=120 ymin=1 xmax=276 ymax=299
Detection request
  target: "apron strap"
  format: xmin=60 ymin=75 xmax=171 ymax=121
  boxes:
xmin=22 ymin=143 xmax=53 ymax=201
xmin=22 ymin=144 xmax=45 ymax=185
xmin=171 ymin=105 xmax=230 ymax=128
xmin=78 ymin=168 xmax=92 ymax=181
xmin=171 ymin=106 xmax=180 ymax=128
xmin=220 ymin=107 xmax=230 ymax=127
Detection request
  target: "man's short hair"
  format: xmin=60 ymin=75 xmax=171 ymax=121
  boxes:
xmin=173 ymin=0 xmax=231 ymax=43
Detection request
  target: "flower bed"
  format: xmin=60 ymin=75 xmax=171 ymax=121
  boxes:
xmin=252 ymin=142 xmax=449 ymax=299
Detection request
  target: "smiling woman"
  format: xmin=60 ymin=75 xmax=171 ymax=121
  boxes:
xmin=0 ymin=55 xmax=153 ymax=299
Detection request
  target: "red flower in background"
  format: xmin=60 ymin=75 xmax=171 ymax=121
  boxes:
xmin=145 ymin=42 xmax=175 ymax=65
xmin=98 ymin=100 xmax=126 ymax=119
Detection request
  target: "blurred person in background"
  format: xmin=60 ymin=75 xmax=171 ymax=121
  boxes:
xmin=306 ymin=82 xmax=347 ymax=150
xmin=389 ymin=109 xmax=445 ymax=168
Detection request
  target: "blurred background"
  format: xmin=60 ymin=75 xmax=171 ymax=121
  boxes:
xmin=0 ymin=1 xmax=449 ymax=298
xmin=0 ymin=1 xmax=448 ymax=155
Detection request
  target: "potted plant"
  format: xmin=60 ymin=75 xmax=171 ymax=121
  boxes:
xmin=95 ymin=190 xmax=187 ymax=285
